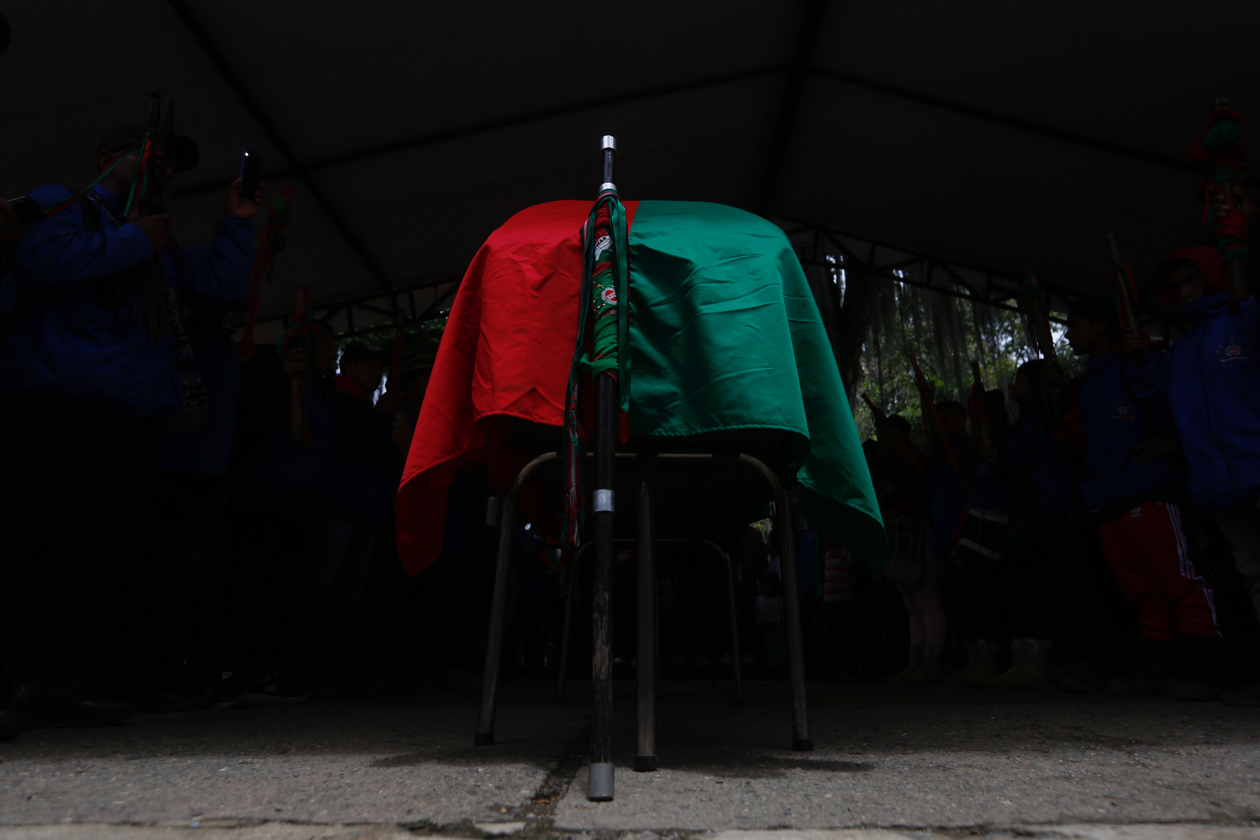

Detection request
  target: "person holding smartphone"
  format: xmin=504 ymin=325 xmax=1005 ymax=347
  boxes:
xmin=0 ymin=124 xmax=263 ymax=738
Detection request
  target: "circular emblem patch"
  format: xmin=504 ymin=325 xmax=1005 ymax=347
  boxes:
xmin=600 ymin=286 xmax=618 ymax=305
xmin=1227 ymin=344 xmax=1242 ymax=357
xmin=1117 ymin=405 xmax=1129 ymax=416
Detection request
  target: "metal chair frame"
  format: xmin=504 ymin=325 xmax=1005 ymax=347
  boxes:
xmin=472 ymin=450 xmax=812 ymax=802
xmin=554 ymin=536 xmax=743 ymax=709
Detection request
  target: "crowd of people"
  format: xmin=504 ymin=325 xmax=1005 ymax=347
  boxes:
xmin=0 ymin=122 xmax=1258 ymax=748
xmin=822 ymin=183 xmax=1260 ymax=703
xmin=0 ymin=126 xmax=461 ymax=743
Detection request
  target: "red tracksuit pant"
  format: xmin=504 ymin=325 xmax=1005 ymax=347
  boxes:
xmin=1098 ymin=501 xmax=1218 ymax=641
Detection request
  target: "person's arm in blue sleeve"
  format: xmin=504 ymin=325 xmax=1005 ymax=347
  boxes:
xmin=13 ymin=186 xmax=154 ymax=286
xmin=1124 ymin=340 xmax=1169 ymax=404
xmin=173 ymin=215 xmax=253 ymax=305
xmin=174 ymin=181 xmax=265 ymax=304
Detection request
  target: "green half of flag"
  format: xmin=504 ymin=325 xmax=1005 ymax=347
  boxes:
xmin=397 ymin=199 xmax=886 ymax=575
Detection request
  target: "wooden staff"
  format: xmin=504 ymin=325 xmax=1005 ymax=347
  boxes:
xmin=908 ymin=352 xmax=970 ymax=493
xmin=1019 ymin=270 xmax=1058 ymax=364
xmin=860 ymin=392 xmax=930 ymax=481
xmin=1018 ymin=269 xmax=1064 ymax=417
xmin=1209 ymin=99 xmax=1251 ymax=315
xmin=1107 ymin=234 xmax=1140 ymax=336
xmin=289 ymin=286 xmax=309 ymax=443
xmin=969 ymin=360 xmax=993 ymax=456
xmin=390 ymin=313 xmax=407 ymax=387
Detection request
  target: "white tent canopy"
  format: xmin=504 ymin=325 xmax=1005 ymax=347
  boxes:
xmin=2 ymin=1 xmax=1256 ymax=333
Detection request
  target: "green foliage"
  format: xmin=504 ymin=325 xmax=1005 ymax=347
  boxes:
xmin=338 ymin=316 xmax=446 ymax=358
xmin=854 ymin=280 xmax=1080 ymax=442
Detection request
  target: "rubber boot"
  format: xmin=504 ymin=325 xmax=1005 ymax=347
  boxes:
xmin=903 ymin=645 xmax=944 ymax=685
xmin=1060 ymin=659 xmax=1107 ymax=694
xmin=1008 ymin=639 xmax=1051 ymax=689
xmin=1223 ymin=682 xmax=1260 ymax=707
xmin=0 ymin=661 xmax=19 ymax=744
xmin=1107 ymin=637 xmax=1174 ymax=696
xmin=889 ymin=646 xmax=924 ymax=684
xmin=1171 ymin=634 xmax=1222 ymax=701
xmin=961 ymin=640 xmax=1001 ymax=686
xmin=942 ymin=642 xmax=979 ymax=686
xmin=987 ymin=638 xmax=1030 ymax=687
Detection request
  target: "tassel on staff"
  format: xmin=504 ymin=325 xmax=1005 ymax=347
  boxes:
xmin=240 ymin=188 xmax=297 ymax=359
xmin=1190 ymin=99 xmax=1251 ymax=316
xmin=1107 ymin=234 xmax=1141 ymax=337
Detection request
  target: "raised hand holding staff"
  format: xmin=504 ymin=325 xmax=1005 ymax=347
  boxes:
xmin=908 ymin=353 xmax=970 ymax=494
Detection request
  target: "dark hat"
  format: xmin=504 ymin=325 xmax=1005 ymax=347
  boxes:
xmin=98 ymin=124 xmax=199 ymax=173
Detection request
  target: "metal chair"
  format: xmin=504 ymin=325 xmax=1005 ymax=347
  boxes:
xmin=472 ymin=450 xmax=812 ymax=802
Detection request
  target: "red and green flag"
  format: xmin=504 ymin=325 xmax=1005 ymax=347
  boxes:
xmin=395 ymin=200 xmax=886 ymax=575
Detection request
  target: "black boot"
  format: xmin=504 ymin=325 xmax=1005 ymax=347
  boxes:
xmin=1170 ymin=633 xmax=1222 ymax=701
xmin=0 ymin=665 xmax=19 ymax=743
xmin=1106 ymin=637 xmax=1174 ymax=696
xmin=11 ymin=660 xmax=135 ymax=729
xmin=0 ymin=682 xmax=19 ymax=740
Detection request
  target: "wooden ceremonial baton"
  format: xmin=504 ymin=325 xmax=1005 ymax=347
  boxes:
xmin=861 ymin=392 xmax=930 ymax=482
xmin=1213 ymin=99 xmax=1251 ymax=316
xmin=1107 ymin=234 xmax=1139 ymax=336
xmin=908 ymin=353 xmax=970 ymax=494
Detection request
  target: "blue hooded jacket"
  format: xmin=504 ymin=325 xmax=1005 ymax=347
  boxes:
xmin=1128 ymin=292 xmax=1260 ymax=509
xmin=1007 ymin=408 xmax=1073 ymax=518
xmin=150 ymin=331 xmax=241 ymax=476
xmin=968 ymin=430 xmax=1010 ymax=513
xmin=0 ymin=184 xmax=253 ymax=416
xmin=1079 ymin=351 xmax=1184 ymax=514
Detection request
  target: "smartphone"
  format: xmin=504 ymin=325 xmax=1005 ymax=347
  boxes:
xmin=238 ymin=146 xmax=261 ymax=198
xmin=7 ymin=196 xmax=47 ymax=226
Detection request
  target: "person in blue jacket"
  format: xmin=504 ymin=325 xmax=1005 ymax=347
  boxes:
xmin=210 ymin=323 xmax=343 ymax=706
xmin=928 ymin=401 xmax=971 ymax=563
xmin=1065 ymin=296 xmax=1219 ymax=699
xmin=998 ymin=359 xmax=1112 ymax=690
xmin=945 ymin=388 xmax=1013 ymax=687
xmin=1126 ymin=246 xmax=1260 ymax=704
xmin=297 ymin=343 xmax=402 ymax=691
xmin=0 ymin=124 xmax=261 ymax=735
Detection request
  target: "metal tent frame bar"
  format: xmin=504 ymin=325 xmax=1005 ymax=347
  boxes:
xmin=775 ymin=216 xmax=1174 ymax=337
xmin=232 ymin=276 xmax=461 ymax=339
xmin=165 ymin=0 xmax=1192 ymax=314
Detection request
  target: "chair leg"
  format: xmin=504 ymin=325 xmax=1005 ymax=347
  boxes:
xmin=705 ymin=540 xmax=744 ymax=705
xmin=587 ymin=374 xmax=617 ymax=801
xmin=776 ymin=488 xmax=813 ymax=752
xmin=635 ymin=476 xmax=657 ymax=772
xmin=474 ymin=493 xmax=518 ymax=745
xmin=473 ymin=452 xmax=558 ymax=747
xmin=555 ymin=543 xmax=590 ymax=705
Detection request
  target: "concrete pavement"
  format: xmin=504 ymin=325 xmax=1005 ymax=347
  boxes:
xmin=1 ymin=681 xmax=1258 ymax=838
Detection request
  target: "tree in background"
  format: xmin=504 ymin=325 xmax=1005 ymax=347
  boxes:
xmin=799 ymin=252 xmax=1077 ymax=443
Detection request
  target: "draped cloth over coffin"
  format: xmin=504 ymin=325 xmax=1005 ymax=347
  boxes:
xmin=395 ymin=199 xmax=885 ymax=575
